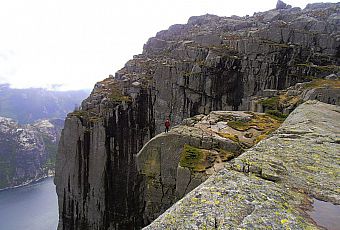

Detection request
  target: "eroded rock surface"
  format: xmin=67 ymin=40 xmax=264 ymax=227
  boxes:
xmin=145 ymin=101 xmax=340 ymax=229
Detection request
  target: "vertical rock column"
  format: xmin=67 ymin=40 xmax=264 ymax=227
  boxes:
xmin=55 ymin=89 xmax=155 ymax=230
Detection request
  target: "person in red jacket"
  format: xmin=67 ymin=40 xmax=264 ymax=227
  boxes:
xmin=164 ymin=119 xmax=170 ymax=133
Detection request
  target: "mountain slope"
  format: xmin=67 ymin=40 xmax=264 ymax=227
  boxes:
xmin=0 ymin=84 xmax=89 ymax=124
xmin=0 ymin=118 xmax=63 ymax=189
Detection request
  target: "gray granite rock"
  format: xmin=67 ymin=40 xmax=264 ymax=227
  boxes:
xmin=137 ymin=111 xmax=282 ymax=224
xmin=145 ymin=101 xmax=340 ymax=229
xmin=276 ymin=0 xmax=292 ymax=10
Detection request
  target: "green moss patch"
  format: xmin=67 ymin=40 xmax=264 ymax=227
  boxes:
xmin=227 ymin=113 xmax=282 ymax=144
xmin=217 ymin=133 xmax=239 ymax=142
xmin=94 ymin=78 xmax=132 ymax=103
xmin=303 ymin=79 xmax=340 ymax=89
xmin=69 ymin=107 xmax=103 ymax=126
xmin=259 ymin=94 xmax=301 ymax=120
xmin=259 ymin=96 xmax=280 ymax=110
xmin=180 ymin=145 xmax=213 ymax=172
xmin=266 ymin=110 xmax=289 ymax=122
xmin=227 ymin=113 xmax=280 ymax=131
xmin=108 ymin=84 xmax=131 ymax=102
xmin=227 ymin=120 xmax=253 ymax=131
xmin=216 ymin=149 xmax=239 ymax=162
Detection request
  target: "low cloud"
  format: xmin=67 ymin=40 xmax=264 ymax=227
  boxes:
xmin=0 ymin=50 xmax=16 ymax=84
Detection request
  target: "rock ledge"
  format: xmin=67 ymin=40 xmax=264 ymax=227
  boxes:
xmin=145 ymin=101 xmax=340 ymax=229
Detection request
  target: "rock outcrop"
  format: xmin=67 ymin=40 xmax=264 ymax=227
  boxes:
xmin=251 ymin=76 xmax=340 ymax=115
xmin=276 ymin=0 xmax=292 ymax=10
xmin=137 ymin=111 xmax=282 ymax=222
xmin=145 ymin=101 xmax=340 ymax=229
xmin=0 ymin=118 xmax=62 ymax=189
xmin=55 ymin=2 xmax=340 ymax=230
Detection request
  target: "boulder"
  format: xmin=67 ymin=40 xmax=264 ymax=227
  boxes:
xmin=276 ymin=0 xmax=292 ymax=10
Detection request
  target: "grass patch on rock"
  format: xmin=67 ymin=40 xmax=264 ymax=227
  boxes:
xmin=227 ymin=113 xmax=282 ymax=143
xmin=226 ymin=120 xmax=252 ymax=131
xmin=228 ymin=113 xmax=280 ymax=132
xmin=108 ymin=84 xmax=132 ymax=102
xmin=180 ymin=145 xmax=212 ymax=172
xmin=259 ymin=96 xmax=280 ymax=110
xmin=303 ymin=79 xmax=340 ymax=89
xmin=266 ymin=110 xmax=288 ymax=121
xmin=216 ymin=149 xmax=239 ymax=162
xmin=259 ymin=94 xmax=301 ymax=119
xmin=217 ymin=133 xmax=239 ymax=142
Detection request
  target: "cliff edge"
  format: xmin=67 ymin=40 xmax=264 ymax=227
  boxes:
xmin=136 ymin=110 xmax=282 ymax=222
xmin=145 ymin=101 xmax=340 ymax=229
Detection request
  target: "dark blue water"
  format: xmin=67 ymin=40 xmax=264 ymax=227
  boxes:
xmin=0 ymin=177 xmax=58 ymax=230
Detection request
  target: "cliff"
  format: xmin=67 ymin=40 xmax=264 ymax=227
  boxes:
xmin=145 ymin=101 xmax=340 ymax=230
xmin=136 ymin=111 xmax=282 ymax=222
xmin=55 ymin=2 xmax=340 ymax=229
xmin=0 ymin=118 xmax=62 ymax=189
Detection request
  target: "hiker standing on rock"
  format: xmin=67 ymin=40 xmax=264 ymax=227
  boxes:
xmin=165 ymin=119 xmax=170 ymax=133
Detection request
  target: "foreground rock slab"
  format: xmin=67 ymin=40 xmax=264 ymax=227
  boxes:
xmin=145 ymin=101 xmax=340 ymax=229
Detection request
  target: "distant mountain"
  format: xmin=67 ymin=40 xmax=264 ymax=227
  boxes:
xmin=0 ymin=84 xmax=89 ymax=124
xmin=0 ymin=117 xmax=63 ymax=189
xmin=0 ymin=85 xmax=89 ymax=189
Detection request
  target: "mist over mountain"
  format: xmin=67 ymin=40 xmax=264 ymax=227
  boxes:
xmin=0 ymin=84 xmax=89 ymax=124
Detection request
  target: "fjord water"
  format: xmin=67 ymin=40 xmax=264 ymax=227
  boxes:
xmin=0 ymin=177 xmax=58 ymax=230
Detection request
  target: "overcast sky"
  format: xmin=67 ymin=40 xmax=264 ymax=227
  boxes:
xmin=0 ymin=0 xmax=337 ymax=90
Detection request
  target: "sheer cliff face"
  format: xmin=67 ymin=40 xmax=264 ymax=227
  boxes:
xmin=55 ymin=89 xmax=155 ymax=229
xmin=55 ymin=3 xmax=340 ymax=230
